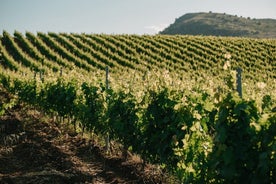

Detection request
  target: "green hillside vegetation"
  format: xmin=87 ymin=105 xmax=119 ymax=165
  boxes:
xmin=0 ymin=31 xmax=276 ymax=183
xmin=0 ymin=31 xmax=275 ymax=84
xmin=160 ymin=12 xmax=276 ymax=38
xmin=1 ymin=31 xmax=275 ymax=102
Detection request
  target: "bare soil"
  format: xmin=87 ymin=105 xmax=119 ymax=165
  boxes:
xmin=0 ymin=89 xmax=168 ymax=184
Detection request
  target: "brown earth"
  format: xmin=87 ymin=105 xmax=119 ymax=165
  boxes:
xmin=0 ymin=89 xmax=171 ymax=184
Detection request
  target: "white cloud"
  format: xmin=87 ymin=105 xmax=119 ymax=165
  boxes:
xmin=145 ymin=23 xmax=169 ymax=34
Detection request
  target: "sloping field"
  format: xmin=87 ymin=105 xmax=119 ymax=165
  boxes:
xmin=1 ymin=31 xmax=275 ymax=100
xmin=0 ymin=31 xmax=275 ymax=79
xmin=0 ymin=32 xmax=275 ymax=183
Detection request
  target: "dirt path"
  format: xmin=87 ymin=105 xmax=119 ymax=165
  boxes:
xmin=0 ymin=90 xmax=164 ymax=184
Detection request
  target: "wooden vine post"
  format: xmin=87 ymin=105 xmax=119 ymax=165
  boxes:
xmin=105 ymin=66 xmax=110 ymax=153
xmin=60 ymin=67 xmax=63 ymax=77
xmin=33 ymin=71 xmax=36 ymax=80
xmin=236 ymin=67 xmax=242 ymax=98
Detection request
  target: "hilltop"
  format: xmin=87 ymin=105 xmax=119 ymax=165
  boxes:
xmin=160 ymin=12 xmax=276 ymax=38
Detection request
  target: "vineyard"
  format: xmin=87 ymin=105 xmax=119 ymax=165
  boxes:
xmin=0 ymin=31 xmax=276 ymax=183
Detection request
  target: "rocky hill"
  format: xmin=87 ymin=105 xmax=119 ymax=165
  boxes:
xmin=160 ymin=12 xmax=276 ymax=38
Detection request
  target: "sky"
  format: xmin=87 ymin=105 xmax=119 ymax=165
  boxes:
xmin=0 ymin=0 xmax=276 ymax=35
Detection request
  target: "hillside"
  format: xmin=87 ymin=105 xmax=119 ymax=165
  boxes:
xmin=160 ymin=12 xmax=276 ymax=38
xmin=0 ymin=31 xmax=275 ymax=102
xmin=0 ymin=32 xmax=276 ymax=183
xmin=0 ymin=31 xmax=275 ymax=81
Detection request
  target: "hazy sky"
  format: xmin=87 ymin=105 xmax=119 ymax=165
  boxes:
xmin=1 ymin=0 xmax=275 ymax=34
